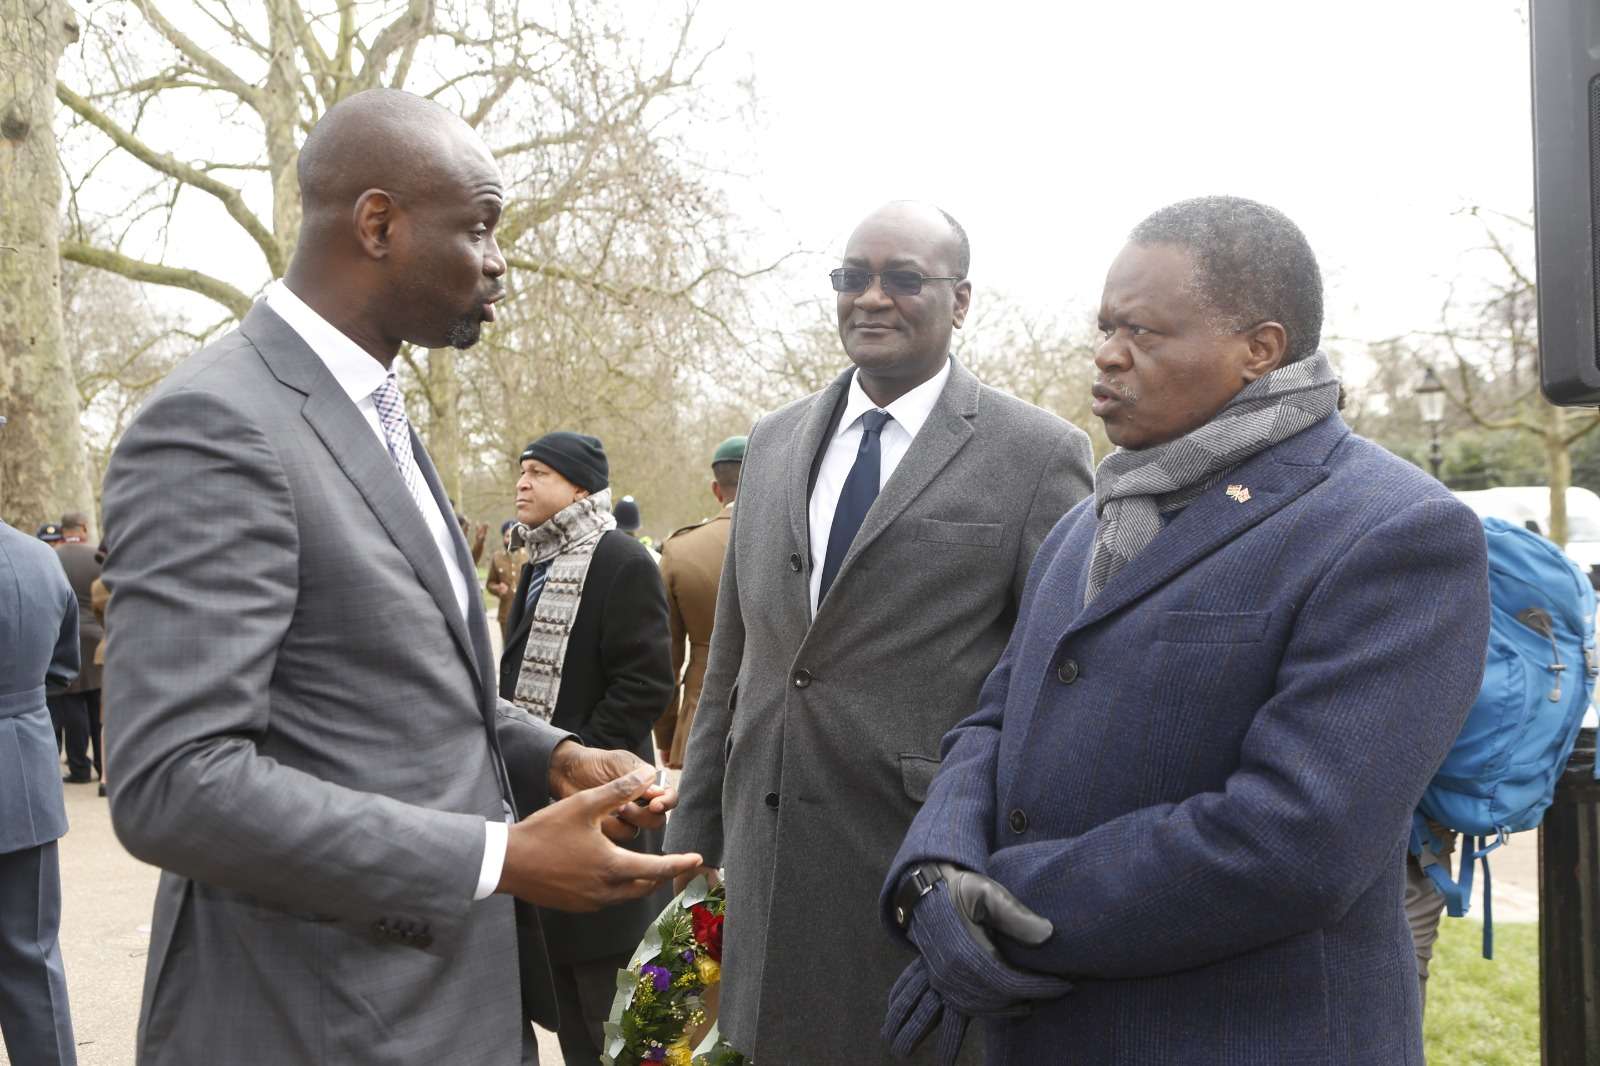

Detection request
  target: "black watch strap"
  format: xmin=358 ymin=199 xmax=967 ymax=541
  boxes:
xmin=892 ymin=862 xmax=945 ymax=930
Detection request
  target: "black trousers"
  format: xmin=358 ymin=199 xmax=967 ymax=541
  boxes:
xmin=47 ymin=691 xmax=101 ymax=780
xmin=551 ymin=954 xmax=630 ymax=1066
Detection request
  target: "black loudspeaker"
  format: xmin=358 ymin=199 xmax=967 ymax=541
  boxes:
xmin=1533 ymin=0 xmax=1600 ymax=404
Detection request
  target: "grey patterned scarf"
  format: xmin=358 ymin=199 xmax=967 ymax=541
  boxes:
xmin=510 ymin=488 xmax=616 ymax=720
xmin=1085 ymin=352 xmax=1340 ymax=605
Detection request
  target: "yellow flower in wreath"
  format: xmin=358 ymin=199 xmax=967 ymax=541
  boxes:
xmin=665 ymin=1037 xmax=694 ymax=1066
xmin=695 ymin=956 xmax=721 ymax=985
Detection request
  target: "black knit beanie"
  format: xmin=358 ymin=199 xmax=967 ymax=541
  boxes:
xmin=519 ymin=431 xmax=609 ymax=493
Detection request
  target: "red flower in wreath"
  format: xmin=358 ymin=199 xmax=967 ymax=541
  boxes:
xmin=690 ymin=903 xmax=724 ymax=962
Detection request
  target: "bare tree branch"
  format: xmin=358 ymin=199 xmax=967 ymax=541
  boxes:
xmin=61 ymin=240 xmax=253 ymax=319
xmin=356 ymin=0 xmax=433 ymax=90
xmin=134 ymin=0 xmax=264 ymax=105
xmin=56 ymin=83 xmax=286 ymax=276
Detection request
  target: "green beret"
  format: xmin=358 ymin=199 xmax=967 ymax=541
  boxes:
xmin=712 ymin=435 xmax=747 ymax=466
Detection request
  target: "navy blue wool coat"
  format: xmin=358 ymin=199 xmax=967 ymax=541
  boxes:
xmin=884 ymin=414 xmax=1490 ymax=1065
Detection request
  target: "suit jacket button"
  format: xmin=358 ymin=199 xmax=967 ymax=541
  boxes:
xmin=1009 ymin=808 xmax=1028 ymax=834
xmin=373 ymin=919 xmax=391 ymax=937
xmin=793 ymin=669 xmax=812 ymax=688
xmin=789 ymin=552 xmax=803 ymax=572
xmin=765 ymin=792 xmax=780 ymax=808
xmin=1056 ymin=658 xmax=1080 ymax=685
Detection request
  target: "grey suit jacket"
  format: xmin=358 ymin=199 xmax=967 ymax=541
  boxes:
xmin=0 ymin=522 xmax=78 ymax=854
xmin=664 ymin=359 xmax=1094 ymax=1065
xmin=103 ymin=302 xmax=570 ymax=1065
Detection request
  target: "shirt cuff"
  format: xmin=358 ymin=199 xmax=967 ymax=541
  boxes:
xmin=474 ymin=819 xmax=509 ymax=901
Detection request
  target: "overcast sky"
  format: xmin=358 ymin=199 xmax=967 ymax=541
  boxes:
xmin=71 ymin=1 xmax=1536 ymax=372
xmin=695 ymin=0 xmax=1535 ymax=350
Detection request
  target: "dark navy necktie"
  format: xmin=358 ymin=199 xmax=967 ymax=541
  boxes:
xmin=818 ymin=408 xmax=892 ymax=604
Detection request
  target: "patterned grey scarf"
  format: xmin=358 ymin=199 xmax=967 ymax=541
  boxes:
xmin=1085 ymin=352 xmax=1340 ymax=605
xmin=511 ymin=488 xmax=616 ymax=720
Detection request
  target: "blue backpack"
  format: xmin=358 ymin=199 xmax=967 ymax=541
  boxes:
xmin=1410 ymin=516 xmax=1599 ymax=958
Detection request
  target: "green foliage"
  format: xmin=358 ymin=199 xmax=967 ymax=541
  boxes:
xmin=1423 ymin=920 xmax=1538 ymax=1065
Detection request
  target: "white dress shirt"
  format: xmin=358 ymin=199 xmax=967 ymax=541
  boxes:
xmin=263 ymin=282 xmax=507 ymax=901
xmin=807 ymin=358 xmax=952 ymax=615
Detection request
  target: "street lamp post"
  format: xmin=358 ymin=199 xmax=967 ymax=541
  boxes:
xmin=1415 ymin=367 xmax=1446 ymax=481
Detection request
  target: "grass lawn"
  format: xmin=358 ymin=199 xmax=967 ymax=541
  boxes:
xmin=1424 ymin=919 xmax=1538 ymax=1064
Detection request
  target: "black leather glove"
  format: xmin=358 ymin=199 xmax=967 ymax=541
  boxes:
xmin=882 ymin=865 xmax=1072 ymax=1062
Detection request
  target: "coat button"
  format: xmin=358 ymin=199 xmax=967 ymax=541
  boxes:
xmin=793 ymin=669 xmax=812 ymax=688
xmin=1009 ymin=808 xmax=1028 ymax=834
xmin=372 ymin=919 xmax=391 ymax=937
xmin=765 ymin=792 xmax=780 ymax=808
xmin=1056 ymin=658 xmax=1080 ymax=685
xmin=789 ymin=552 xmax=803 ymax=572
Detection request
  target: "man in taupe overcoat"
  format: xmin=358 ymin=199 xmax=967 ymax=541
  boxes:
xmin=665 ymin=201 xmax=1094 ymax=1065
xmin=655 ymin=435 xmax=744 ymax=768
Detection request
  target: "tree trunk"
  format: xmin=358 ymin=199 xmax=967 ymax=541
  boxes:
xmin=263 ymin=0 xmax=303 ymax=263
xmin=0 ymin=0 xmax=93 ymax=529
xmin=1547 ymin=403 xmax=1572 ymax=548
xmin=423 ymin=347 xmax=463 ymax=511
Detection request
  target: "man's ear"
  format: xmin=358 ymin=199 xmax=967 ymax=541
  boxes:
xmin=353 ymin=189 xmax=397 ymax=260
xmin=1241 ymin=321 xmax=1288 ymax=381
xmin=951 ymin=279 xmax=972 ymax=330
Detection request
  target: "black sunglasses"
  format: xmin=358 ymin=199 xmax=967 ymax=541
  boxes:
xmin=829 ymin=268 xmax=963 ymax=296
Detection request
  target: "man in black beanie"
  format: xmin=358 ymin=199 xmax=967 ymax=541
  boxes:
xmin=497 ymin=431 xmax=675 ymax=1066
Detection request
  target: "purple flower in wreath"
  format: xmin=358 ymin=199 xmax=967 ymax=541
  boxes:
xmin=640 ymin=963 xmax=672 ymax=992
xmin=681 ymin=949 xmax=696 ymax=963
xmin=643 ymin=1046 xmax=666 ymax=1062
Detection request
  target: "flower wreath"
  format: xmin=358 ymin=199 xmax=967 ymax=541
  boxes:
xmin=602 ymin=877 xmax=750 ymax=1066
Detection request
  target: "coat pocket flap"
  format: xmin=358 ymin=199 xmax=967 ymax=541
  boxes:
xmin=1157 ymin=610 xmax=1271 ymax=644
xmin=899 ymin=753 xmax=942 ymax=802
xmin=913 ymin=518 xmax=1004 ymax=548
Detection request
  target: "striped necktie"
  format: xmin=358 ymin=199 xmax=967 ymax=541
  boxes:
xmin=522 ymin=560 xmax=551 ymax=618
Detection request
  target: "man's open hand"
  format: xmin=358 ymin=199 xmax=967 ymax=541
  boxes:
xmin=498 ymin=766 xmax=701 ymax=911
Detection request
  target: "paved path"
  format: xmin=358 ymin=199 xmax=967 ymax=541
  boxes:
xmin=0 ymin=783 xmax=564 ymax=1066
xmin=3 ymin=774 xmax=1542 ymax=1066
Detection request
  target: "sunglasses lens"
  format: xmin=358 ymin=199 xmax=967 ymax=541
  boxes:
xmin=831 ymin=269 xmax=869 ymax=293
xmin=881 ymin=270 xmax=923 ymax=295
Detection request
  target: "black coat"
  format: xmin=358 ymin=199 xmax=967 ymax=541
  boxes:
xmin=500 ymin=529 xmax=674 ymax=963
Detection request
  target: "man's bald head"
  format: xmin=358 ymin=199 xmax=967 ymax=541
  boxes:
xmin=284 ymin=88 xmax=507 ymax=362
xmin=835 ymin=200 xmax=972 ymax=406
xmin=298 ymin=89 xmax=490 ymax=223
xmin=852 ymin=200 xmax=969 ymax=279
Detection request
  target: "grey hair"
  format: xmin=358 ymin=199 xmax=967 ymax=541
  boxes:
xmin=1130 ymin=195 xmax=1323 ymax=362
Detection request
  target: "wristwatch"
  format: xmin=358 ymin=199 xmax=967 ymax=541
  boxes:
xmin=892 ymin=862 xmax=945 ymax=930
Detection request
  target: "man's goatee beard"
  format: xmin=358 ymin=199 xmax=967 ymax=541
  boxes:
xmin=444 ymin=313 xmax=482 ymax=350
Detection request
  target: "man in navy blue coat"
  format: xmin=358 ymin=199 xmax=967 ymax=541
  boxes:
xmin=0 ymin=515 xmax=82 ymax=1065
xmin=881 ymin=196 xmax=1490 ymax=1065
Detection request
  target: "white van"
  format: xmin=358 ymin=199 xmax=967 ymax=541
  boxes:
xmin=1452 ymin=485 xmax=1600 ymax=586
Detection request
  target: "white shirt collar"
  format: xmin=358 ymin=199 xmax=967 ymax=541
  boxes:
xmin=835 ymin=357 xmax=952 ymax=441
xmin=264 ymin=280 xmax=391 ymax=405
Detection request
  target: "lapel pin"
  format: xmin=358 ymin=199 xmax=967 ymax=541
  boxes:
xmin=1225 ymin=484 xmax=1252 ymax=504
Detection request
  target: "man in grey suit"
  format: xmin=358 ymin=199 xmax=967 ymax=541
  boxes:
xmin=665 ymin=201 xmax=1095 ymax=1064
xmin=0 ymin=513 xmax=81 ymax=1065
xmin=102 ymin=90 xmax=699 ymax=1066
